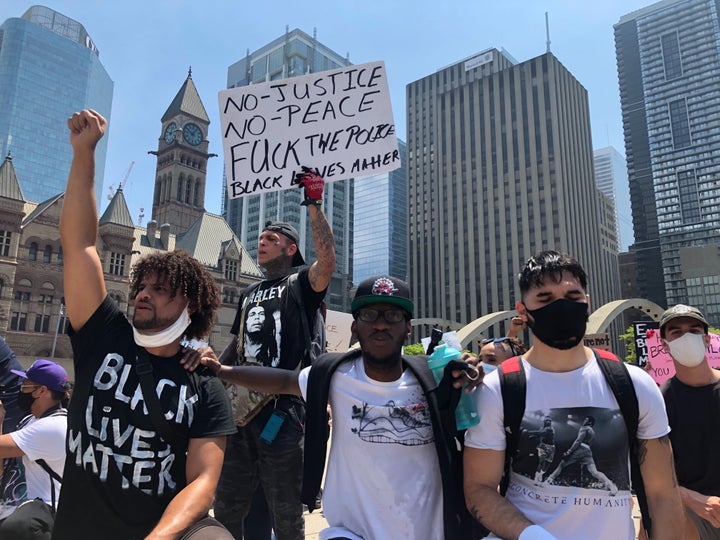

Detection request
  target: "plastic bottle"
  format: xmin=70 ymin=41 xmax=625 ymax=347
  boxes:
xmin=427 ymin=343 xmax=479 ymax=430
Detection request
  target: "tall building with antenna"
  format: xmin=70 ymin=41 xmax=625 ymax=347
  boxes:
xmin=0 ymin=6 xmax=113 ymax=204
xmin=222 ymin=28 xmax=354 ymax=311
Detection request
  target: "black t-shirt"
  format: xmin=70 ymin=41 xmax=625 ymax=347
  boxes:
xmin=231 ymin=267 xmax=325 ymax=370
xmin=52 ymin=297 xmax=235 ymax=540
xmin=662 ymin=376 xmax=720 ymax=496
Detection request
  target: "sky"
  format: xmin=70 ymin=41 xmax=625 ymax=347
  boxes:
xmin=2 ymin=0 xmax=655 ymax=249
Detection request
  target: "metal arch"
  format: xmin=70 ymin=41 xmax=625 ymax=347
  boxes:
xmin=411 ymin=318 xmax=463 ymax=331
xmin=456 ymin=310 xmax=516 ymax=348
xmin=587 ymin=298 xmax=665 ymax=334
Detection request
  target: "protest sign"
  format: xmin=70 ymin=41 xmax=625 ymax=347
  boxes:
xmin=583 ymin=333 xmax=611 ymax=351
xmin=218 ymin=61 xmax=400 ymax=199
xmin=644 ymin=330 xmax=720 ymax=385
xmin=633 ymin=321 xmax=658 ymax=367
xmin=325 ymin=310 xmax=354 ymax=353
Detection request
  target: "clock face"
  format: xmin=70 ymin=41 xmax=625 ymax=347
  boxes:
xmin=183 ymin=123 xmax=203 ymax=146
xmin=163 ymin=122 xmax=177 ymax=144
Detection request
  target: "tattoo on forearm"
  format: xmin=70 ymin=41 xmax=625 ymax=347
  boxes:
xmin=637 ymin=439 xmax=648 ymax=466
xmin=309 ymin=207 xmax=335 ymax=286
xmin=469 ymin=504 xmax=485 ymax=525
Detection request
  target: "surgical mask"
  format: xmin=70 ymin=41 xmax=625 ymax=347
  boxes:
xmin=133 ymin=305 xmax=191 ymax=348
xmin=17 ymin=390 xmax=37 ymax=414
xmin=525 ymin=299 xmax=589 ymax=351
xmin=667 ymin=332 xmax=707 ymax=368
xmin=481 ymin=362 xmax=498 ymax=374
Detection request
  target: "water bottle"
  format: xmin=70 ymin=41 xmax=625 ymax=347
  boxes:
xmin=427 ymin=343 xmax=479 ymax=430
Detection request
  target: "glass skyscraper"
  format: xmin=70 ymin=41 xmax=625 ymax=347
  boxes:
xmin=615 ymin=0 xmax=720 ymax=308
xmin=0 ymin=6 xmax=113 ymax=204
xmin=223 ymin=28 xmax=354 ymax=311
xmin=353 ymin=140 xmax=407 ymax=284
xmin=593 ymin=146 xmax=631 ymax=252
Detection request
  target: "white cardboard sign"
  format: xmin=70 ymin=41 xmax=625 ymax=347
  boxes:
xmin=218 ymin=61 xmax=400 ymax=199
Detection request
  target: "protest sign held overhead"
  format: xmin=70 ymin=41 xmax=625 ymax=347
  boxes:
xmin=218 ymin=60 xmax=400 ymax=199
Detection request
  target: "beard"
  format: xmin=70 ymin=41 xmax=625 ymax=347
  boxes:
xmin=132 ymin=309 xmax=178 ymax=331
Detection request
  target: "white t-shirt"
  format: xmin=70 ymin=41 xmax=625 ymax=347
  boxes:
xmin=10 ymin=412 xmax=67 ymax=506
xmin=299 ymin=358 xmax=444 ymax=540
xmin=464 ymin=356 xmax=668 ymax=540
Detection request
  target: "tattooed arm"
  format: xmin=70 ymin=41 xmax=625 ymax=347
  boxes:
xmin=637 ymin=436 xmax=684 ymax=540
xmin=464 ymin=447 xmax=536 ymax=539
xmin=307 ymin=204 xmax=336 ymax=293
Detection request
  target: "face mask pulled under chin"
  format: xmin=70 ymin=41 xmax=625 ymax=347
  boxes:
xmin=133 ymin=305 xmax=191 ymax=348
xmin=525 ymin=298 xmax=589 ymax=351
xmin=667 ymin=332 xmax=707 ymax=367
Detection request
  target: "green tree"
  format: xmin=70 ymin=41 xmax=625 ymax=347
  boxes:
xmin=403 ymin=342 xmax=426 ymax=355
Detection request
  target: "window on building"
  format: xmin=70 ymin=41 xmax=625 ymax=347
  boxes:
xmin=185 ymin=177 xmax=193 ymax=204
xmin=28 ymin=242 xmax=38 ymax=261
xmin=0 ymin=231 xmax=10 ymax=257
xmin=43 ymin=245 xmax=52 ymax=263
xmin=58 ymin=246 xmax=63 ymax=266
xmin=109 ymin=252 xmax=126 ymax=276
xmin=10 ymin=312 xmax=27 ymax=331
xmin=669 ymin=99 xmax=692 ymax=149
xmin=678 ymin=170 xmax=702 ymax=224
xmin=224 ymin=259 xmax=238 ymax=282
xmin=661 ymin=32 xmax=683 ymax=80
xmin=34 ymin=314 xmax=50 ymax=333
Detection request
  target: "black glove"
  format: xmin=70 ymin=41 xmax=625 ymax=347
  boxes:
xmin=295 ymin=166 xmax=324 ymax=206
xmin=435 ymin=359 xmax=470 ymax=411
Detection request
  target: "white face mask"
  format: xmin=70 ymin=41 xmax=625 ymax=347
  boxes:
xmin=667 ymin=332 xmax=708 ymax=368
xmin=133 ymin=305 xmax=191 ymax=348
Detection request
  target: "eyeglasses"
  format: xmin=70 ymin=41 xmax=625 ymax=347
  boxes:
xmin=481 ymin=337 xmax=518 ymax=355
xmin=482 ymin=337 xmax=511 ymax=345
xmin=357 ymin=308 xmax=406 ymax=323
xmin=20 ymin=384 xmax=41 ymax=392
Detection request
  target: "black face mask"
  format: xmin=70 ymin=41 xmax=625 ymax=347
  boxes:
xmin=525 ymin=298 xmax=589 ymax=350
xmin=17 ymin=390 xmax=37 ymax=414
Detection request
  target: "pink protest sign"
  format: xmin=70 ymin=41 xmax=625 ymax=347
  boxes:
xmin=643 ymin=330 xmax=720 ymax=385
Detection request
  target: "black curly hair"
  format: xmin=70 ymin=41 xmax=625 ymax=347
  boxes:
xmin=518 ymin=251 xmax=587 ymax=298
xmin=129 ymin=250 xmax=220 ymax=340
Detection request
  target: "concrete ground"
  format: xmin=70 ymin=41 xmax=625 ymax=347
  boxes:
xmin=300 ymin=495 xmax=643 ymax=539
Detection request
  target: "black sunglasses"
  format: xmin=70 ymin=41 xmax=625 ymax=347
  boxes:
xmin=481 ymin=336 xmax=518 ymax=355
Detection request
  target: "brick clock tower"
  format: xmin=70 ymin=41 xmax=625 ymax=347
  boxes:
xmin=150 ymin=69 xmax=215 ymax=235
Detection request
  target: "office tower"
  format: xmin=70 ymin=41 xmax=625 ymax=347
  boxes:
xmin=353 ymin=140 xmax=408 ymax=284
xmin=407 ymin=49 xmax=619 ymax=330
xmin=0 ymin=6 xmax=113 ymax=204
xmin=615 ymin=0 xmax=720 ymax=309
xmin=223 ymin=28 xmax=354 ymax=311
xmin=594 ymin=147 xmax=632 ymax=252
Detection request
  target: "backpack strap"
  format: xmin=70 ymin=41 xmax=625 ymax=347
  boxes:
xmin=35 ymin=458 xmax=62 ymax=509
xmin=594 ymin=350 xmax=651 ymax=534
xmin=498 ymin=356 xmax=526 ymax=496
xmin=287 ymin=273 xmax=313 ymax=368
xmin=301 ymin=350 xmax=360 ymax=510
xmin=135 ymin=347 xmax=184 ymax=450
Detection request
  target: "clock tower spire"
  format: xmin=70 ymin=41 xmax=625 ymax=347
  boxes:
xmin=149 ymin=70 xmax=215 ymax=235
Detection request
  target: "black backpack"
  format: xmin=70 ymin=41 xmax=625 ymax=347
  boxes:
xmin=498 ymin=349 xmax=651 ymax=534
xmin=287 ymin=273 xmax=326 ymax=367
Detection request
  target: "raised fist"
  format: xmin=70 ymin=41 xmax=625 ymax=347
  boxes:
xmin=295 ymin=166 xmax=324 ymax=206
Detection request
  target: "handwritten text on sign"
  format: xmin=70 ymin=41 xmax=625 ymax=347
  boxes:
xmin=644 ymin=330 xmax=720 ymax=385
xmin=218 ymin=61 xmax=400 ymax=199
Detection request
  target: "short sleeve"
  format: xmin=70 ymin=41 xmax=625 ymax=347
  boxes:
xmin=10 ymin=416 xmax=66 ymax=461
xmin=189 ymin=374 xmax=237 ymax=438
xmin=628 ymin=365 xmax=671 ymax=440
xmin=298 ymin=365 xmax=312 ymax=401
xmin=463 ymin=371 xmax=507 ymax=450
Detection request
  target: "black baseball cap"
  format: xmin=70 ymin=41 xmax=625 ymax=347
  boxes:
xmin=263 ymin=221 xmax=305 ymax=266
xmin=351 ymin=275 xmax=414 ymax=315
